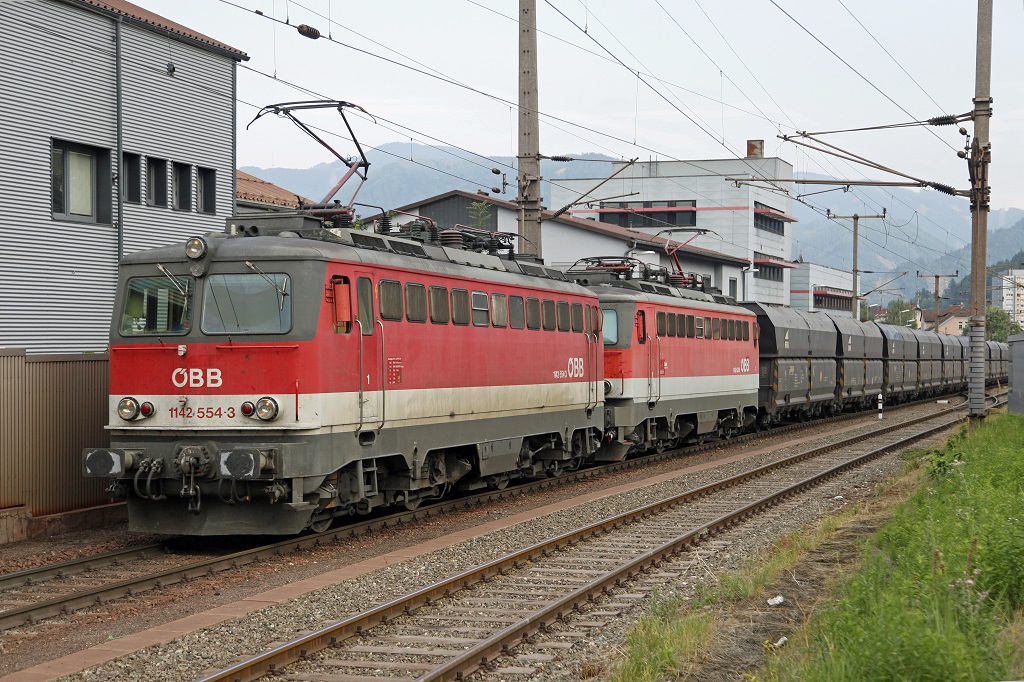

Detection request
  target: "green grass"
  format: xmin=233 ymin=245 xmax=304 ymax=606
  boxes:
xmin=762 ymin=414 xmax=1024 ymax=681
xmin=608 ymin=591 xmax=715 ymax=682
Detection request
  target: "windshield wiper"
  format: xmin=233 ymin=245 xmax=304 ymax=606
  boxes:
xmin=245 ymin=261 xmax=289 ymax=310
xmin=156 ymin=264 xmax=191 ymax=327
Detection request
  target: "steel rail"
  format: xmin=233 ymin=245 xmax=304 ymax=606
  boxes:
xmin=197 ymin=400 xmax=978 ymax=682
xmin=0 ymin=542 xmax=164 ymax=592
xmin=1 ymin=391 xmax=994 ymax=634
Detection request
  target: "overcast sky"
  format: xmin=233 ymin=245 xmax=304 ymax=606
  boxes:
xmin=136 ymin=0 xmax=1023 ymax=211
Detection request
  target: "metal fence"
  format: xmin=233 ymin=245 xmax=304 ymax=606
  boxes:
xmin=0 ymin=349 xmax=111 ymax=515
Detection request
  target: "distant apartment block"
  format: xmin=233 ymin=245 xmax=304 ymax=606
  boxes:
xmin=549 ymin=150 xmax=795 ymax=304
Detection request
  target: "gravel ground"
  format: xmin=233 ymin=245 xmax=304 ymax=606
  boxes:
xmin=0 ymin=402 xmax=957 ymax=680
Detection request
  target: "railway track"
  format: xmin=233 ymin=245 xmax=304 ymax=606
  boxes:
xmin=195 ymin=397 xmax=985 ymax=682
xmin=0 ymin=392 xmax=988 ymax=635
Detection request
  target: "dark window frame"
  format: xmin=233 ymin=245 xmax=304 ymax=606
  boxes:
xmin=123 ymin=152 xmax=141 ymax=204
xmin=526 ymin=297 xmax=541 ymax=330
xmin=379 ymin=279 xmax=403 ymax=321
xmin=51 ymin=138 xmax=111 ymax=224
xmin=429 ymin=285 xmax=449 ymax=324
xmin=491 ymin=293 xmax=508 ymax=328
xmin=542 ymin=299 xmax=557 ymax=331
xmin=451 ymin=288 xmax=470 ymax=326
xmin=172 ymin=161 xmax=191 ymax=211
xmin=405 ymin=282 xmax=427 ymax=323
xmin=509 ymin=296 xmax=525 ymax=329
xmin=556 ymin=301 xmax=570 ymax=332
xmin=197 ymin=166 xmax=216 ymax=214
xmin=147 ymin=156 xmax=168 ymax=207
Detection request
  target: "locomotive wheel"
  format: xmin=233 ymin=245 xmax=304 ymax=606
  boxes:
xmin=654 ymin=440 xmax=667 ymax=454
xmin=309 ymin=516 xmax=332 ymax=533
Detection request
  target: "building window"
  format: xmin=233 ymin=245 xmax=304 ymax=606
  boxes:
xmin=754 ymin=201 xmax=785 ymax=235
xmin=51 ymin=139 xmax=111 ymax=224
xmin=752 ymin=252 xmax=785 ymax=282
xmin=123 ymin=152 xmax=141 ymax=203
xmin=729 ymin=278 xmax=737 ymax=300
xmin=197 ymin=167 xmax=216 ymax=214
xmin=147 ymin=157 xmax=167 ymax=207
xmin=598 ymin=200 xmax=696 ymax=229
xmin=172 ymin=162 xmax=192 ymax=210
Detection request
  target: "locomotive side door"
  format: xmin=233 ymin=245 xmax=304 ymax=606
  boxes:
xmin=354 ymin=273 xmax=382 ymax=430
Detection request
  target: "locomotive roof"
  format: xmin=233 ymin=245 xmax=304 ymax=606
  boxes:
xmin=122 ymin=226 xmax=595 ymax=298
xmin=590 ymin=283 xmax=754 ymax=316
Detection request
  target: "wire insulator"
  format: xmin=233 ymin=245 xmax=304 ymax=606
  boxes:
xmin=929 ymin=182 xmax=957 ymax=196
xmin=928 ymin=115 xmax=958 ymax=126
xmin=548 ymin=155 xmax=573 ymax=162
xmin=296 ymin=24 xmax=321 ymax=40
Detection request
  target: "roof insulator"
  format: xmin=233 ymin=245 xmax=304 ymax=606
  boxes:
xmin=296 ymin=24 xmax=321 ymax=39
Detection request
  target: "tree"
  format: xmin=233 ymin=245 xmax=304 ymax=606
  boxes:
xmin=886 ymin=299 xmax=915 ymax=328
xmin=985 ymin=306 xmax=1020 ymax=342
xmin=958 ymin=307 xmax=1021 ymax=341
xmin=468 ymin=200 xmax=493 ymax=229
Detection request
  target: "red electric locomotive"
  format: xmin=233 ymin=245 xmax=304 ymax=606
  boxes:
xmin=569 ymin=258 xmax=759 ymax=459
xmin=83 ymin=216 xmax=605 ymax=535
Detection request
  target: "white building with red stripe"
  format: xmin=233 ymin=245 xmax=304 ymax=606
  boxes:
xmin=548 ymin=151 xmax=795 ymax=305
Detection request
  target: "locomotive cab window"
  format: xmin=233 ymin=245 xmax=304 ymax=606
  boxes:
xmin=120 ymin=275 xmax=194 ymax=336
xmin=330 ymin=275 xmax=351 ymax=333
xmin=602 ymin=308 xmax=619 ymax=346
xmin=201 ymin=273 xmax=291 ymax=335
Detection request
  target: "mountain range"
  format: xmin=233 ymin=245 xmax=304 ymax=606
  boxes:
xmin=242 ymin=143 xmax=1024 ymax=301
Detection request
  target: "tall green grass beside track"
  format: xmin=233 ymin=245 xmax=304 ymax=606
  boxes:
xmin=764 ymin=414 xmax=1024 ymax=681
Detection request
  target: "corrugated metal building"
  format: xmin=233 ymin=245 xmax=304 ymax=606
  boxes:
xmin=0 ymin=0 xmax=247 ymax=353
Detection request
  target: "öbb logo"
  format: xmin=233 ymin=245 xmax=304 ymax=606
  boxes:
xmin=172 ymin=368 xmax=223 ymax=388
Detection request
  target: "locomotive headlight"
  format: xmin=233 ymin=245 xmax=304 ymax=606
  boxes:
xmin=117 ymin=397 xmax=140 ymax=421
xmin=603 ymin=380 xmax=613 ymax=396
xmin=184 ymin=236 xmax=208 ymax=260
xmin=254 ymin=397 xmax=279 ymax=421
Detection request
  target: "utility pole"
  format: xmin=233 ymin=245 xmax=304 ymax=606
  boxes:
xmin=917 ymin=270 xmax=959 ymax=332
xmin=967 ymin=0 xmax=992 ymax=419
xmin=518 ymin=0 xmax=543 ymax=259
xmin=827 ymin=209 xmax=885 ymax=320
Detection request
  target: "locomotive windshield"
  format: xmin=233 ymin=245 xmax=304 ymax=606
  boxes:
xmin=120 ymin=275 xmax=193 ymax=336
xmin=201 ymin=273 xmax=292 ymax=334
xmin=602 ymin=309 xmax=619 ymax=346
